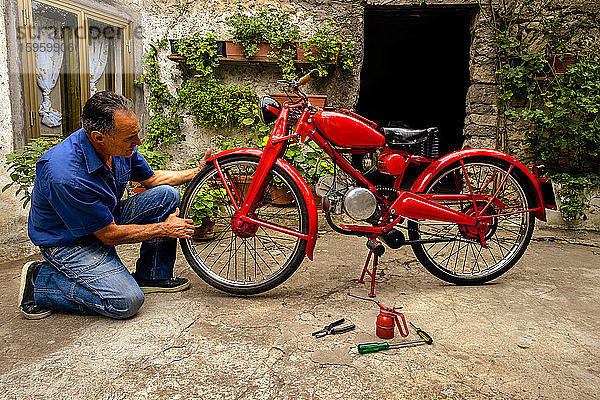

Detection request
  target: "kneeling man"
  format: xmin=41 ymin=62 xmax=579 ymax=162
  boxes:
xmin=19 ymin=91 xmax=209 ymax=320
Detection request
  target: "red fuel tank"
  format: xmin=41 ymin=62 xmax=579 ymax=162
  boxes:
xmin=313 ymin=110 xmax=385 ymax=149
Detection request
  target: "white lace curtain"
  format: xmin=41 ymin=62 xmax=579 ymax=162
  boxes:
xmin=89 ymin=34 xmax=109 ymax=96
xmin=34 ymin=27 xmax=64 ymax=127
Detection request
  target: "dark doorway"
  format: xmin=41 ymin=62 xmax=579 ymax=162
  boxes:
xmin=357 ymin=7 xmax=474 ymax=155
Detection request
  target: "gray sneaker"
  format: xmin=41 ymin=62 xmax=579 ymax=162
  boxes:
xmin=18 ymin=261 xmax=52 ymax=320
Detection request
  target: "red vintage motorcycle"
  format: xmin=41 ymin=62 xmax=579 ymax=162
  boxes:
xmin=180 ymin=70 xmax=556 ymax=296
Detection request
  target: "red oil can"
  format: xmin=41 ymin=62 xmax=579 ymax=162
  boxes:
xmin=348 ymin=293 xmax=410 ymax=339
xmin=376 ymin=308 xmax=409 ymax=339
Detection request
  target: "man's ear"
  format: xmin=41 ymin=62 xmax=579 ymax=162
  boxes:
xmin=90 ymin=130 xmax=105 ymax=143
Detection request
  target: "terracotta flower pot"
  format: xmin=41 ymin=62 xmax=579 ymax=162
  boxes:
xmin=225 ymin=41 xmax=245 ymax=59
xmin=232 ymin=174 xmax=253 ymax=199
xmin=551 ymin=54 xmax=576 ymax=74
xmin=270 ymin=187 xmax=294 ymax=206
xmin=225 ymin=41 xmax=274 ymax=60
xmin=132 ymin=181 xmax=146 ymax=194
xmin=193 ymin=217 xmax=216 ymax=241
xmin=268 ymin=93 xmax=327 ymax=108
xmin=309 ymin=185 xmax=322 ymax=210
xmin=295 ymin=42 xmax=338 ymax=63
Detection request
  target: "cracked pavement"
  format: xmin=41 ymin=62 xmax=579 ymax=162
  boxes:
xmin=0 ymin=227 xmax=599 ymax=399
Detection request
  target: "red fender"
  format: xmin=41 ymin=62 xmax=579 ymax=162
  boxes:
xmin=410 ymin=148 xmax=547 ymax=221
xmin=208 ymin=148 xmax=318 ymax=260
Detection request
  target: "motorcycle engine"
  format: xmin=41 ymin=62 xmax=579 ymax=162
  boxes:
xmin=316 ymin=174 xmax=378 ymax=221
xmin=344 ymin=187 xmax=377 ymax=220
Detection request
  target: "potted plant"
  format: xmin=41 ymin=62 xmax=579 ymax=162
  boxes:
xmin=300 ymin=19 xmax=355 ymax=77
xmin=268 ymin=93 xmax=327 ymax=108
xmin=226 ymin=6 xmax=277 ymax=60
xmin=283 ymin=141 xmax=332 ymax=208
xmin=551 ymin=53 xmax=576 ymax=74
xmin=189 ymin=187 xmax=226 ymax=240
xmin=226 ymin=5 xmax=299 ymax=79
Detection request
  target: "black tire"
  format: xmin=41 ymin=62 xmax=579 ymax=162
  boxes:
xmin=408 ymin=158 xmax=535 ymax=285
xmin=180 ymin=155 xmax=308 ymax=295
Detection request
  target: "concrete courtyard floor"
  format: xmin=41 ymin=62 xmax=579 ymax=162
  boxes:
xmin=0 ymin=227 xmax=599 ymax=399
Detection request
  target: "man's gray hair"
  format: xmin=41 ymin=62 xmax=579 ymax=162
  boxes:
xmin=81 ymin=91 xmax=134 ymax=135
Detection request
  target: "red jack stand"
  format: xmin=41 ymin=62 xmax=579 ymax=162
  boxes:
xmin=357 ymin=239 xmax=385 ymax=297
xmin=357 ymin=251 xmax=378 ymax=297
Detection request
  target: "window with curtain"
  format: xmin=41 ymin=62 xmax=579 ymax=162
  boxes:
xmin=18 ymin=0 xmax=133 ymax=140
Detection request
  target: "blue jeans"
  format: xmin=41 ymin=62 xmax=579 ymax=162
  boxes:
xmin=33 ymin=185 xmax=180 ymax=319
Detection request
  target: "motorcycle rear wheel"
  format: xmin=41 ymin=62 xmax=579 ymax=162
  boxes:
xmin=408 ymin=159 xmax=535 ymax=285
xmin=180 ymin=155 xmax=309 ymax=295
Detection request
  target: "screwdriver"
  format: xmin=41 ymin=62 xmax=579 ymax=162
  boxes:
xmin=357 ymin=339 xmax=425 ymax=353
xmin=357 ymin=322 xmax=433 ymax=354
xmin=410 ymin=322 xmax=433 ymax=344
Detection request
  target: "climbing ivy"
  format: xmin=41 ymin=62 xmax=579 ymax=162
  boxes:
xmin=178 ymin=80 xmax=267 ymax=136
xmin=484 ymin=0 xmax=600 ymax=221
xmin=172 ymin=33 xmax=220 ymax=80
xmin=135 ymin=39 xmax=183 ymax=148
xmin=521 ymin=56 xmax=600 ymax=172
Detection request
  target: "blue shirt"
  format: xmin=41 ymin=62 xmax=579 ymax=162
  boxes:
xmin=28 ymin=128 xmax=154 ymax=246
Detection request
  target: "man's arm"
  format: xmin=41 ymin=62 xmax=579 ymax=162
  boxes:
xmin=140 ymin=149 xmax=211 ymax=188
xmin=94 ymin=208 xmax=194 ymax=246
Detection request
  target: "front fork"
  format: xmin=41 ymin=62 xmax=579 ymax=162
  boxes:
xmin=211 ymin=108 xmax=319 ymax=260
xmin=216 ymin=110 xmax=290 ymax=215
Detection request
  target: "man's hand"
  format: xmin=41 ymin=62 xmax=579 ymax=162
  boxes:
xmin=162 ymin=208 xmax=195 ymax=239
xmin=194 ymin=148 xmax=212 ymax=175
xmin=93 ymin=208 xmax=195 ymax=245
xmin=139 ymin=148 xmax=212 ymax=188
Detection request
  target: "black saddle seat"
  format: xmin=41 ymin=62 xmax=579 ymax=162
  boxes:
xmin=382 ymin=127 xmax=439 ymax=146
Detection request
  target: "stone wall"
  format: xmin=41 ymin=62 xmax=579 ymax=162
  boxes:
xmin=1 ymin=0 xmax=599 ymax=263
xmin=139 ymin=0 xmax=364 ymax=168
xmin=123 ymin=0 xmax=600 ymax=232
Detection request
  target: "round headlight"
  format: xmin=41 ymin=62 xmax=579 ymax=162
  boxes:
xmin=259 ymin=96 xmax=282 ymax=124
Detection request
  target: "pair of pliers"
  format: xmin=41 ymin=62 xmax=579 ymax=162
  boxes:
xmin=312 ymin=318 xmax=356 ymax=338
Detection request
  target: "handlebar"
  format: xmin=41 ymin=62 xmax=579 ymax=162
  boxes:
xmin=274 ymin=69 xmax=320 ymax=106
xmin=298 ymin=69 xmax=320 ymax=86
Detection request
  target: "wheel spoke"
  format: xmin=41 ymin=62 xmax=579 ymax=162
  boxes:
xmin=409 ymin=160 xmax=533 ymax=283
xmin=180 ymin=157 xmax=308 ymax=293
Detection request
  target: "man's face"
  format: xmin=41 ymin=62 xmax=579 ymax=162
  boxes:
xmin=105 ymin=111 xmax=142 ymax=157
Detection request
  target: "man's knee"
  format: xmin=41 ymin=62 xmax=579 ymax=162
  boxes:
xmin=153 ymin=185 xmax=180 ymax=215
xmin=157 ymin=185 xmax=180 ymax=207
xmin=106 ymin=288 xmax=145 ymax=319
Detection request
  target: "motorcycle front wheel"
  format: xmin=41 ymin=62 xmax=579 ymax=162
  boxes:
xmin=407 ymin=158 xmax=535 ymax=285
xmin=180 ymin=155 xmax=309 ymax=295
